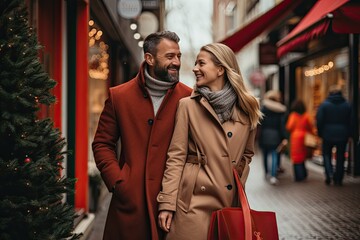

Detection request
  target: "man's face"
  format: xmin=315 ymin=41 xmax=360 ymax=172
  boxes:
xmin=149 ymin=39 xmax=181 ymax=82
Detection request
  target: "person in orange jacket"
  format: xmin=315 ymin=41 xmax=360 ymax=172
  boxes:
xmin=286 ymin=99 xmax=315 ymax=182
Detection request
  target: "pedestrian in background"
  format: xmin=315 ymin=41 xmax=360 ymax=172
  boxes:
xmin=92 ymin=31 xmax=191 ymax=240
xmin=157 ymin=43 xmax=262 ymax=239
xmin=316 ymin=85 xmax=353 ymax=186
xmin=286 ymin=99 xmax=315 ymax=182
xmin=258 ymin=90 xmax=287 ymax=185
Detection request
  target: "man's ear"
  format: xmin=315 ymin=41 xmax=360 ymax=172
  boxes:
xmin=145 ymin=53 xmax=154 ymax=66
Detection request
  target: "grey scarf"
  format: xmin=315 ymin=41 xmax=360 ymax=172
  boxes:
xmin=144 ymin=68 xmax=177 ymax=115
xmin=144 ymin=68 xmax=177 ymax=97
xmin=197 ymin=81 xmax=237 ymax=123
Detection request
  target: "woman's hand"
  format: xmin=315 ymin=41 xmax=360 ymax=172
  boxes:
xmin=158 ymin=210 xmax=174 ymax=232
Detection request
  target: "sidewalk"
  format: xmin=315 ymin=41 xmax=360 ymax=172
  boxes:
xmin=246 ymin=150 xmax=360 ymax=239
xmin=86 ymin=182 xmax=111 ymax=240
xmin=86 ymin=150 xmax=360 ymax=239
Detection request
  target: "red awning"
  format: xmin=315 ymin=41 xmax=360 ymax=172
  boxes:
xmin=277 ymin=0 xmax=360 ymax=58
xmin=220 ymin=0 xmax=303 ymax=53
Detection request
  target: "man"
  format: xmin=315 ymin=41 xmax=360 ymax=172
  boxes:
xmin=316 ymin=84 xmax=353 ymax=186
xmin=92 ymin=31 xmax=192 ymax=239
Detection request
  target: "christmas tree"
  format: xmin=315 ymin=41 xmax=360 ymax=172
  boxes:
xmin=0 ymin=0 xmax=80 ymax=239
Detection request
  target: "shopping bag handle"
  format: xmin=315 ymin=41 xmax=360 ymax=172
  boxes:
xmin=233 ymin=168 xmax=253 ymax=240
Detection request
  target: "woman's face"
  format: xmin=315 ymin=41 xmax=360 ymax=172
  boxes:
xmin=193 ymin=50 xmax=225 ymax=91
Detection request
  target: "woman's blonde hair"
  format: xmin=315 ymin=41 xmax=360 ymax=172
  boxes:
xmin=200 ymin=43 xmax=263 ymax=129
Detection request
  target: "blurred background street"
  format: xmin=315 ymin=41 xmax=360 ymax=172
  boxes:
xmin=2 ymin=0 xmax=359 ymax=239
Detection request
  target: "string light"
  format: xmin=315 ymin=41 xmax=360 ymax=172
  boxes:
xmin=88 ymin=21 xmax=109 ymax=80
xmin=305 ymin=61 xmax=334 ymax=77
xmin=130 ymin=23 xmax=137 ymax=30
xmin=133 ymin=33 xmax=141 ymax=40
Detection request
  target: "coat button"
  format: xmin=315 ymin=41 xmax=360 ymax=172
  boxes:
xmin=200 ymin=186 xmax=206 ymax=191
xmin=148 ymin=119 xmax=154 ymax=125
xmin=143 ymin=93 xmax=148 ymax=98
xmin=158 ymin=195 xmax=163 ymax=200
xmin=226 ymin=184 xmax=233 ymax=190
xmin=227 ymin=132 xmax=233 ymax=138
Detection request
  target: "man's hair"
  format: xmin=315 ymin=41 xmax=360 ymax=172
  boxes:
xmin=328 ymin=84 xmax=342 ymax=94
xmin=143 ymin=31 xmax=180 ymax=56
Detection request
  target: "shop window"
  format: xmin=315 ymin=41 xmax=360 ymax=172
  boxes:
xmin=25 ymin=0 xmax=57 ymax=122
xmin=299 ymin=48 xmax=349 ymax=117
xmin=296 ymin=47 xmax=350 ymax=162
xmin=88 ymin=19 xmax=110 ymax=211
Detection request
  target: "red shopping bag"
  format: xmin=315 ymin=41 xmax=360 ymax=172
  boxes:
xmin=208 ymin=169 xmax=279 ymax=240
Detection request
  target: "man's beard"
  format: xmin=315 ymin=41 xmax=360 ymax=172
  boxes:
xmin=153 ymin=63 xmax=180 ymax=83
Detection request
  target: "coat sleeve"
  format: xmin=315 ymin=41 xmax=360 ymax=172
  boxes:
xmin=286 ymin=113 xmax=296 ymax=133
xmin=92 ymin=89 xmax=122 ymax=192
xmin=157 ymin=99 xmax=189 ymax=212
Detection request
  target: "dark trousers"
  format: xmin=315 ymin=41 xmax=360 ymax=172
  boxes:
xmin=322 ymin=140 xmax=347 ymax=184
xmin=293 ymin=162 xmax=307 ymax=182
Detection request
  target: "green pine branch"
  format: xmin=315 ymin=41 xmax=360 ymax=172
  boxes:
xmin=0 ymin=0 xmax=81 ymax=239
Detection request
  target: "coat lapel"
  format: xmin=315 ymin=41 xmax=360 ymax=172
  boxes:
xmin=191 ymin=91 xmax=223 ymax=126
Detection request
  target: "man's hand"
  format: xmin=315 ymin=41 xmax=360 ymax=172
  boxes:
xmin=158 ymin=210 xmax=173 ymax=232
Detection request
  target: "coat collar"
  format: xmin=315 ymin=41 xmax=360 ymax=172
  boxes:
xmin=136 ymin=61 xmax=149 ymax=97
xmin=190 ymin=91 xmax=249 ymax=125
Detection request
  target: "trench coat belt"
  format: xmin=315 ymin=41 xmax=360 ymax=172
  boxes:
xmin=187 ymin=154 xmax=207 ymax=165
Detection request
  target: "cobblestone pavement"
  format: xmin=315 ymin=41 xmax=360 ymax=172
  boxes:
xmin=246 ymin=150 xmax=360 ymax=240
xmin=86 ymin=184 xmax=110 ymax=240
xmin=87 ymin=149 xmax=360 ymax=240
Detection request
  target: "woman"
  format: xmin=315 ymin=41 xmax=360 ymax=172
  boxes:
xmin=157 ymin=43 xmax=262 ymax=240
xmin=286 ymin=99 xmax=314 ymax=182
xmin=258 ymin=90 xmax=287 ymax=184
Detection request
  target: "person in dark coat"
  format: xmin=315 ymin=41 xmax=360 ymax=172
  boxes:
xmin=258 ymin=90 xmax=287 ymax=184
xmin=316 ymin=85 xmax=353 ymax=186
xmin=92 ymin=31 xmax=192 ymax=240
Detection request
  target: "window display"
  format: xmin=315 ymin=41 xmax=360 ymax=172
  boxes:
xmin=296 ymin=48 xmax=350 ymax=163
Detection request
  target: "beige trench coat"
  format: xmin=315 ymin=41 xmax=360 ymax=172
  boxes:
xmin=157 ymin=92 xmax=256 ymax=240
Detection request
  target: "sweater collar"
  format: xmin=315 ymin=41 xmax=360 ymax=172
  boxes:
xmin=137 ymin=61 xmax=178 ymax=97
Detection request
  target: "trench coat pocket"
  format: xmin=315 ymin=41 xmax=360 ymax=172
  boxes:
xmin=177 ymin=161 xmax=201 ymax=213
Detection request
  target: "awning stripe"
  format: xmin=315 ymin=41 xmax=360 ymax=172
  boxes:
xmin=220 ymin=0 xmax=303 ymax=53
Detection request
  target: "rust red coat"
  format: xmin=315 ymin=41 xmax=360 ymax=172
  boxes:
xmin=92 ymin=62 xmax=191 ymax=240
